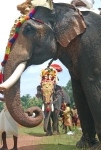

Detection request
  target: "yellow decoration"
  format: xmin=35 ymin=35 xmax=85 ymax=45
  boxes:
xmin=42 ymin=81 xmax=54 ymax=103
xmin=6 ymin=48 xmax=10 ymax=54
xmin=40 ymin=67 xmax=58 ymax=83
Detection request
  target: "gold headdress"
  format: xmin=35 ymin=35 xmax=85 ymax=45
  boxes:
xmin=40 ymin=67 xmax=58 ymax=104
xmin=40 ymin=67 xmax=58 ymax=84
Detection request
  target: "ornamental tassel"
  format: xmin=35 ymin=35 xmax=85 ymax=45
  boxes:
xmin=0 ymin=69 xmax=3 ymax=84
xmin=51 ymin=104 xmax=54 ymax=112
xmin=42 ymin=104 xmax=44 ymax=111
xmin=46 ymin=106 xmax=50 ymax=112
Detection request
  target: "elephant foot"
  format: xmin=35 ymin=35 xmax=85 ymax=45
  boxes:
xmin=0 ymin=148 xmax=8 ymax=150
xmin=11 ymin=148 xmax=18 ymax=150
xmin=76 ymin=135 xmax=99 ymax=149
xmin=45 ymin=131 xmax=52 ymax=136
xmin=90 ymin=141 xmax=101 ymax=150
xmin=53 ymin=131 xmax=60 ymax=135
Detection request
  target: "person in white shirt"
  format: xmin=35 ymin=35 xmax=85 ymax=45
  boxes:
xmin=0 ymin=91 xmax=18 ymax=150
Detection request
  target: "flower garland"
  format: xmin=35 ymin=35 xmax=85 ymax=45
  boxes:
xmin=40 ymin=67 xmax=58 ymax=84
xmin=1 ymin=9 xmax=36 ymax=67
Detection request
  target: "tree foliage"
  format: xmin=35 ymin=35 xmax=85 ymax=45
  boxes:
xmin=21 ymin=94 xmax=43 ymax=111
xmin=0 ymin=80 xmax=75 ymax=112
xmin=63 ymin=79 xmax=75 ymax=106
xmin=0 ymin=102 xmax=3 ymax=111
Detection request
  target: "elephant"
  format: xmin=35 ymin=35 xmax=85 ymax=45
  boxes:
xmin=36 ymin=84 xmax=71 ymax=135
xmin=0 ymin=2 xmax=101 ymax=149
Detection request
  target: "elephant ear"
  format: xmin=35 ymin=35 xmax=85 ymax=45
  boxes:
xmin=53 ymin=4 xmax=86 ymax=47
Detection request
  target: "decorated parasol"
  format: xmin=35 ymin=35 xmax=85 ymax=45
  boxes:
xmin=50 ymin=64 xmax=62 ymax=72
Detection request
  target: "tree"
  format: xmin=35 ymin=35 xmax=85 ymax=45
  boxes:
xmin=63 ymin=79 xmax=74 ymax=106
xmin=21 ymin=94 xmax=31 ymax=102
xmin=21 ymin=94 xmax=32 ymax=110
xmin=21 ymin=94 xmax=43 ymax=110
xmin=0 ymin=102 xmax=3 ymax=111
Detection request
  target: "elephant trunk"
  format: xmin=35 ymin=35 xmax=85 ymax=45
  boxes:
xmin=43 ymin=103 xmax=54 ymax=132
xmin=44 ymin=111 xmax=51 ymax=132
xmin=4 ymin=78 xmax=43 ymax=127
xmin=1 ymin=52 xmax=43 ymax=127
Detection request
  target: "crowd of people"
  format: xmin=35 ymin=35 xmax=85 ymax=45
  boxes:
xmin=59 ymin=102 xmax=80 ymax=135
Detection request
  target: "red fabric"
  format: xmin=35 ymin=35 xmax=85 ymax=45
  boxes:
xmin=50 ymin=64 xmax=62 ymax=72
xmin=72 ymin=116 xmax=78 ymax=126
xmin=46 ymin=106 xmax=50 ymax=112
xmin=0 ymin=73 xmax=3 ymax=83
xmin=4 ymin=54 xmax=9 ymax=61
xmin=13 ymin=33 xmax=19 ymax=39
xmin=16 ymin=22 xmax=22 ymax=27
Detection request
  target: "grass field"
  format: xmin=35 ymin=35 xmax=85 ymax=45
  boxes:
xmin=18 ymin=123 xmax=82 ymax=150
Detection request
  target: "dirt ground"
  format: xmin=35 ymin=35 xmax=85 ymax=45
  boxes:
xmin=5 ymin=134 xmax=42 ymax=150
xmin=1 ymin=120 xmax=81 ymax=150
xmin=0 ymin=124 xmax=43 ymax=150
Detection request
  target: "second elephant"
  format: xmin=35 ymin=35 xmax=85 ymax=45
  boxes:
xmin=36 ymin=84 xmax=71 ymax=135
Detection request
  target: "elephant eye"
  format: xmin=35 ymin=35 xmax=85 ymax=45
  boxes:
xmin=23 ymin=24 xmax=36 ymax=37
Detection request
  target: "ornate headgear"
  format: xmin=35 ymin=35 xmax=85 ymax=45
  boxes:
xmin=40 ymin=66 xmax=58 ymax=84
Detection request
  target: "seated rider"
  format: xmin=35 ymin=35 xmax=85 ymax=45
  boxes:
xmin=71 ymin=0 xmax=94 ymax=9
xmin=71 ymin=0 xmax=101 ymax=14
xmin=53 ymin=0 xmax=100 ymax=14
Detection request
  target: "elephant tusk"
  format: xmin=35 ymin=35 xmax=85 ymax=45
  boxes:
xmin=51 ymin=104 xmax=54 ymax=112
xmin=42 ymin=104 xmax=44 ymax=111
xmin=0 ymin=61 xmax=27 ymax=90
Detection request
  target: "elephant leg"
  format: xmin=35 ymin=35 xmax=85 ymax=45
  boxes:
xmin=57 ymin=121 xmax=60 ymax=134
xmin=45 ymin=118 xmax=52 ymax=136
xmin=72 ymin=79 xmax=98 ymax=149
xmin=80 ymin=74 xmax=101 ymax=149
xmin=64 ymin=125 xmax=67 ymax=133
xmin=51 ymin=111 xmax=59 ymax=135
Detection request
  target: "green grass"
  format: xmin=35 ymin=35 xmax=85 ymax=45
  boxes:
xmin=18 ymin=124 xmax=82 ymax=150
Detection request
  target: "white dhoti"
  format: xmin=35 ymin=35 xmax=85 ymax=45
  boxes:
xmin=0 ymin=104 xmax=18 ymax=144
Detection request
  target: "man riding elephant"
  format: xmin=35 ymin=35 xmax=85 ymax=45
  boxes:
xmin=71 ymin=0 xmax=101 ymax=14
xmin=54 ymin=0 xmax=101 ymax=14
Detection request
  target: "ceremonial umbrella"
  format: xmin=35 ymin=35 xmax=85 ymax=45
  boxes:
xmin=50 ymin=64 xmax=62 ymax=72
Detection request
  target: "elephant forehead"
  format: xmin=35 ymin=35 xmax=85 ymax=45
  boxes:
xmin=42 ymin=81 xmax=54 ymax=103
xmin=42 ymin=81 xmax=54 ymax=88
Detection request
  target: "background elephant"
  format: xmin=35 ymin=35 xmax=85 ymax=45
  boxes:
xmin=36 ymin=84 xmax=71 ymax=135
xmin=0 ymin=2 xmax=101 ymax=149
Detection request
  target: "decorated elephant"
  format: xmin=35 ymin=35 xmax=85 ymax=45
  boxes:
xmin=36 ymin=83 xmax=71 ymax=135
xmin=0 ymin=1 xmax=101 ymax=149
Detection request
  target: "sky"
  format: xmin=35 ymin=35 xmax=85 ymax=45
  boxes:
xmin=0 ymin=0 xmax=101 ymax=97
